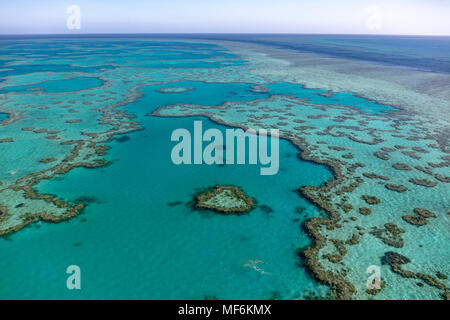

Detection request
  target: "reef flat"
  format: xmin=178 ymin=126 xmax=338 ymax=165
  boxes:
xmin=0 ymin=36 xmax=448 ymax=300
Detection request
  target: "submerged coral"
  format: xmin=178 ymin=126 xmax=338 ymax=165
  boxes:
xmin=195 ymin=185 xmax=255 ymax=214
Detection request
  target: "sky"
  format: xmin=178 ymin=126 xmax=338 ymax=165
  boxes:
xmin=0 ymin=0 xmax=449 ymax=35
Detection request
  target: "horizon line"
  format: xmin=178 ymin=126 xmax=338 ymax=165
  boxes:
xmin=1 ymin=32 xmax=450 ymax=37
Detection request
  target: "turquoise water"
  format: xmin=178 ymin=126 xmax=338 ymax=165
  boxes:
xmin=0 ymin=38 xmax=243 ymax=77
xmin=0 ymin=113 xmax=8 ymax=121
xmin=0 ymin=77 xmax=105 ymax=93
xmin=0 ymin=112 xmax=332 ymax=299
xmin=0 ymin=40 xmax=399 ymax=299
xmin=266 ymin=83 xmax=398 ymax=114
xmin=128 ymin=81 xmax=396 ymax=116
xmin=1 ymin=37 xmax=447 ymax=300
xmin=147 ymin=81 xmax=270 ymax=108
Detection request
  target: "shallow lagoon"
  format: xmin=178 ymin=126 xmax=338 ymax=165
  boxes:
xmin=266 ymin=83 xmax=398 ymax=114
xmin=0 ymin=76 xmax=399 ymax=299
xmin=131 ymin=80 xmax=397 ymax=116
xmin=0 ymin=113 xmax=332 ymax=299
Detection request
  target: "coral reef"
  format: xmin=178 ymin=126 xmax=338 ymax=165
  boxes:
xmin=195 ymin=185 xmax=255 ymax=214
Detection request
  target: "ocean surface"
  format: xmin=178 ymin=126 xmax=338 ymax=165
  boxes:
xmin=0 ymin=35 xmax=448 ymax=300
xmin=174 ymin=34 xmax=450 ymax=73
xmin=1 ymin=114 xmax=334 ymax=299
xmin=0 ymin=39 xmax=331 ymax=299
xmin=208 ymin=34 xmax=450 ymax=73
xmin=4 ymin=34 xmax=448 ymax=73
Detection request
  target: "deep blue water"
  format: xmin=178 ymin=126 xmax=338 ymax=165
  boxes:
xmin=175 ymin=34 xmax=450 ymax=73
xmin=233 ymin=34 xmax=450 ymax=73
